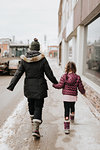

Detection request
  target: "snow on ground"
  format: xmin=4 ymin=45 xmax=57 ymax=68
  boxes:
xmin=0 ymin=143 xmax=12 ymax=150
xmin=0 ymin=98 xmax=27 ymax=150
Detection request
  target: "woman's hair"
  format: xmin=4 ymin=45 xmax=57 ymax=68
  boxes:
xmin=65 ymin=61 xmax=76 ymax=74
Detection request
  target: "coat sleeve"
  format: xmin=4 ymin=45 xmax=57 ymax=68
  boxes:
xmin=7 ymin=60 xmax=25 ymax=91
xmin=53 ymin=75 xmax=65 ymax=89
xmin=77 ymin=76 xmax=85 ymax=94
xmin=43 ymin=58 xmax=58 ymax=84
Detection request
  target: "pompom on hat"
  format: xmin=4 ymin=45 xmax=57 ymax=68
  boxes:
xmin=30 ymin=38 xmax=40 ymax=51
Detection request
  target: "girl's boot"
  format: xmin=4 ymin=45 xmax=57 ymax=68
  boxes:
xmin=70 ymin=114 xmax=74 ymax=123
xmin=64 ymin=120 xmax=70 ymax=134
xmin=32 ymin=119 xmax=41 ymax=138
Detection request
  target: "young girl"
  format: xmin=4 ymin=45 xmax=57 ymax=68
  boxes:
xmin=53 ymin=61 xmax=85 ymax=134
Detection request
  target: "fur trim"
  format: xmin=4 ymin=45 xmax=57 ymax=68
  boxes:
xmin=30 ymin=115 xmax=34 ymax=117
xmin=33 ymin=119 xmax=41 ymax=123
xmin=20 ymin=53 xmax=45 ymax=62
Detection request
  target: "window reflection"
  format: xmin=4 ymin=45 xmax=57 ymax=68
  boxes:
xmin=84 ymin=17 xmax=100 ymax=86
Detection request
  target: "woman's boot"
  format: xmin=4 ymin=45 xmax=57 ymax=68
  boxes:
xmin=30 ymin=115 xmax=34 ymax=124
xmin=32 ymin=119 xmax=41 ymax=138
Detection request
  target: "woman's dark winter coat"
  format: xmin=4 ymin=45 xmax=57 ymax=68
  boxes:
xmin=7 ymin=51 xmax=58 ymax=99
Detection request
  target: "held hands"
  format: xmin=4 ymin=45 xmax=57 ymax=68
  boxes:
xmin=83 ymin=93 xmax=86 ymax=97
xmin=52 ymin=83 xmax=56 ymax=87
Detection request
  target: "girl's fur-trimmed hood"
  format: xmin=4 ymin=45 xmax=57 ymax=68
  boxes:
xmin=20 ymin=51 xmax=45 ymax=63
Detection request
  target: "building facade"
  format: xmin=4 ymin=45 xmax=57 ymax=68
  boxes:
xmin=0 ymin=38 xmax=29 ymax=58
xmin=58 ymin=0 xmax=100 ymax=118
xmin=9 ymin=44 xmax=29 ymax=57
xmin=48 ymin=45 xmax=58 ymax=58
xmin=0 ymin=38 xmax=12 ymax=57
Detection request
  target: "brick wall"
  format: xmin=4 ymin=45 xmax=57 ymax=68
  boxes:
xmin=84 ymin=82 xmax=100 ymax=113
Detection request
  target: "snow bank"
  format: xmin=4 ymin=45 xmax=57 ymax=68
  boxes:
xmin=0 ymin=98 xmax=26 ymax=149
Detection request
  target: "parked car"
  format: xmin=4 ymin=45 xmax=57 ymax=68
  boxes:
xmin=0 ymin=62 xmax=8 ymax=74
xmin=8 ymin=59 xmax=20 ymax=75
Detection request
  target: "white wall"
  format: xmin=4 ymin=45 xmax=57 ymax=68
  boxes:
xmin=66 ymin=11 xmax=73 ymax=38
xmin=72 ymin=36 xmax=77 ymax=62
xmin=76 ymin=25 xmax=85 ymax=75
xmin=61 ymin=39 xmax=68 ymax=71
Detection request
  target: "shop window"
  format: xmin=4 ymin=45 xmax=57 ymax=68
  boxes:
xmin=84 ymin=17 xmax=100 ymax=86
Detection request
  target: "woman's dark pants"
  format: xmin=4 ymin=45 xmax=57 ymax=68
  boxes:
xmin=64 ymin=102 xmax=75 ymax=119
xmin=28 ymin=98 xmax=44 ymax=121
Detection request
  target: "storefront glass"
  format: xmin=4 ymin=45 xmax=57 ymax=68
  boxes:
xmin=84 ymin=16 xmax=100 ymax=86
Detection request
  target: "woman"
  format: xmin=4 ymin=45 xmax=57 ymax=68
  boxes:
xmin=7 ymin=38 xmax=58 ymax=138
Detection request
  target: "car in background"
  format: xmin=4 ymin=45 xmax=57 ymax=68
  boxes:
xmin=8 ymin=59 xmax=20 ymax=75
xmin=0 ymin=62 xmax=8 ymax=74
xmin=0 ymin=57 xmax=21 ymax=75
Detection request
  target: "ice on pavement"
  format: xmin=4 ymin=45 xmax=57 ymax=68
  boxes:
xmin=0 ymin=143 xmax=13 ymax=150
xmin=0 ymin=98 xmax=26 ymax=149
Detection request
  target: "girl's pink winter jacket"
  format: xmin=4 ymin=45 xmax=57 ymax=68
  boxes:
xmin=53 ymin=73 xmax=85 ymax=96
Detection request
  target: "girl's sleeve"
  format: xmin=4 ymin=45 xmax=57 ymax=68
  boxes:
xmin=77 ymin=76 xmax=85 ymax=94
xmin=53 ymin=75 xmax=65 ymax=89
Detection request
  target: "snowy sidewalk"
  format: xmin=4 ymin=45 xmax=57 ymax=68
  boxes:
xmin=0 ymin=58 xmax=100 ymax=150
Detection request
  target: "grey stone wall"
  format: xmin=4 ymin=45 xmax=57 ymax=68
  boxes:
xmin=84 ymin=82 xmax=100 ymax=114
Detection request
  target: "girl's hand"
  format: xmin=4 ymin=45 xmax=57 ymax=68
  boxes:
xmin=83 ymin=93 xmax=86 ymax=97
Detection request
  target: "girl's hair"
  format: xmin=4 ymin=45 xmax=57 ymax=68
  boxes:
xmin=65 ymin=61 xmax=76 ymax=74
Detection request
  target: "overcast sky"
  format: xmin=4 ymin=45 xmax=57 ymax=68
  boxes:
xmin=0 ymin=0 xmax=60 ymax=45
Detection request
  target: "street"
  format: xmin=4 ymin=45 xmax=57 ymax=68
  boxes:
xmin=0 ymin=58 xmax=100 ymax=150
xmin=0 ymin=75 xmax=24 ymax=127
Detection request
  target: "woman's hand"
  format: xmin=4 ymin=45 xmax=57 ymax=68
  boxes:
xmin=83 ymin=93 xmax=86 ymax=97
